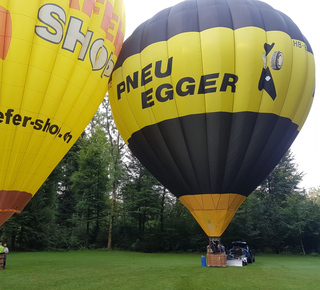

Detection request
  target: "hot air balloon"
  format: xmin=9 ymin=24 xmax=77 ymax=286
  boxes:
xmin=0 ymin=0 xmax=126 ymax=226
xmin=108 ymin=0 xmax=315 ymax=238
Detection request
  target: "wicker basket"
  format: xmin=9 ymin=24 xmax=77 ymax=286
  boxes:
xmin=206 ymin=253 xmax=227 ymax=267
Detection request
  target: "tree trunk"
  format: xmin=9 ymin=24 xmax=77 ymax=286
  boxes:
xmin=300 ymin=238 xmax=306 ymax=255
xmin=86 ymin=206 xmax=90 ymax=248
xmin=107 ymin=185 xmax=116 ymax=249
xmin=95 ymin=207 xmax=100 ymax=244
xmin=160 ymin=187 xmax=166 ymax=249
xmin=86 ymin=221 xmax=90 ymax=248
xmin=299 ymin=229 xmax=306 ymax=255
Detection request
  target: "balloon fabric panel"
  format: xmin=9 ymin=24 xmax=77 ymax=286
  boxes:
xmin=127 ymin=112 xmax=299 ymax=197
xmin=180 ymin=194 xmax=246 ymax=237
xmin=109 ymin=0 xmax=315 ymax=237
xmin=0 ymin=0 xmax=126 ymax=226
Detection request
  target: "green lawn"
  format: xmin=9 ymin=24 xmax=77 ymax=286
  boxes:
xmin=1 ymin=251 xmax=319 ymax=289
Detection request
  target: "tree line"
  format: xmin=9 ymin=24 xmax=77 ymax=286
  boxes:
xmin=1 ymin=99 xmax=320 ymax=254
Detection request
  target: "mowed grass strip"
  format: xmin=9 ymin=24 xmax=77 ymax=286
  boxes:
xmin=1 ymin=251 xmax=320 ymax=289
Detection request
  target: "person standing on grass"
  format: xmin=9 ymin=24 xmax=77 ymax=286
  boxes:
xmin=0 ymin=242 xmax=4 ymax=270
xmin=3 ymin=243 xmax=9 ymax=269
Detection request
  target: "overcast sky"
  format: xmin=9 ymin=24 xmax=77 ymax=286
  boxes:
xmin=122 ymin=0 xmax=319 ymax=189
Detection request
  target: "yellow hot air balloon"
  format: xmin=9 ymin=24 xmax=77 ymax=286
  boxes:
xmin=0 ymin=0 xmax=126 ymax=226
xmin=108 ymin=0 xmax=315 ymax=238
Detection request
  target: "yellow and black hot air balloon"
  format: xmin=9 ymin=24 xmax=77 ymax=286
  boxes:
xmin=0 ymin=0 xmax=126 ymax=226
xmin=108 ymin=0 xmax=315 ymax=238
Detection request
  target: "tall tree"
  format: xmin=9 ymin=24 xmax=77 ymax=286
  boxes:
xmin=120 ymin=153 xmax=163 ymax=251
xmin=89 ymin=98 xmax=126 ymax=249
xmin=101 ymin=99 xmax=126 ymax=249
xmin=224 ymin=149 xmax=304 ymax=252
xmin=283 ymin=190 xmax=320 ymax=254
xmin=256 ymin=150 xmax=303 ymax=202
xmin=308 ymin=186 xmax=320 ymax=203
xmin=55 ymin=135 xmax=83 ymax=248
xmin=71 ymin=126 xmax=111 ymax=247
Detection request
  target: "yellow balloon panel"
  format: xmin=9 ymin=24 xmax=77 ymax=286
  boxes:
xmin=0 ymin=0 xmax=126 ymax=225
xmin=200 ymin=28 xmax=235 ymax=113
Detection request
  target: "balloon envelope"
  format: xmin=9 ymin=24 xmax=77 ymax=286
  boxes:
xmin=109 ymin=0 xmax=315 ymax=237
xmin=0 ymin=0 xmax=126 ymax=226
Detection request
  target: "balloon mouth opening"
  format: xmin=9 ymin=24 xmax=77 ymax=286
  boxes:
xmin=179 ymin=194 xmax=247 ymax=237
xmin=0 ymin=190 xmax=32 ymax=225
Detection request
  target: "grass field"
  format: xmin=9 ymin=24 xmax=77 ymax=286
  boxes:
xmin=1 ymin=250 xmax=320 ymax=289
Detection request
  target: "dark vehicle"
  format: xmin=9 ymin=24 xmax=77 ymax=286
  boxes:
xmin=229 ymin=241 xmax=255 ymax=263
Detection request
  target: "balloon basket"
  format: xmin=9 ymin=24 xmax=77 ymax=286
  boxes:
xmin=206 ymin=253 xmax=227 ymax=267
xmin=0 ymin=254 xmax=4 ymax=270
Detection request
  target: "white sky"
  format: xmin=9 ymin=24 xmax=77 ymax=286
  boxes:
xmin=122 ymin=0 xmax=319 ymax=189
